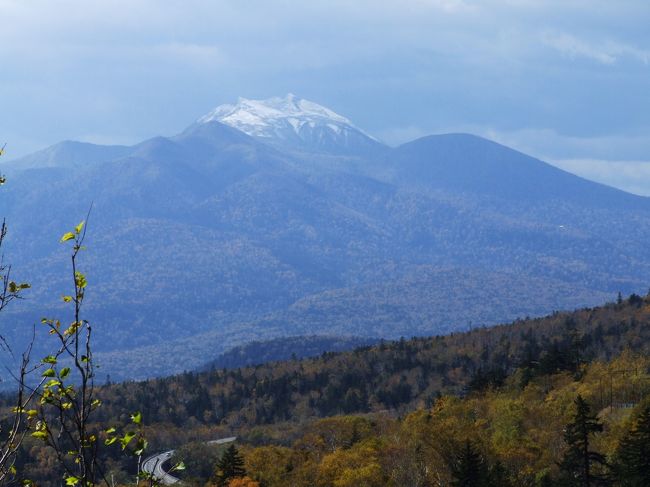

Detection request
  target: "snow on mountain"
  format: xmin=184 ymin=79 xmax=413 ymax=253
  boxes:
xmin=198 ymin=94 xmax=385 ymax=155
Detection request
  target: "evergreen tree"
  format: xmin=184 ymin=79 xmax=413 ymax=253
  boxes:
xmin=558 ymin=395 xmax=610 ymax=486
xmin=613 ymin=406 xmax=650 ymax=486
xmin=215 ymin=444 xmax=246 ymax=486
xmin=451 ymin=440 xmax=490 ymax=487
xmin=488 ymin=461 xmax=513 ymax=487
xmin=537 ymin=471 xmax=554 ymax=487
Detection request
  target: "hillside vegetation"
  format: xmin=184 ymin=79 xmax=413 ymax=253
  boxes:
xmin=198 ymin=335 xmax=378 ymax=371
xmin=95 ymin=292 xmax=650 ymax=429
xmin=3 ymin=122 xmax=650 ymax=381
xmin=8 ymin=293 xmax=650 ymax=485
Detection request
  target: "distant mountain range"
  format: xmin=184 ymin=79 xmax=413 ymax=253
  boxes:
xmin=2 ymin=94 xmax=649 ymax=381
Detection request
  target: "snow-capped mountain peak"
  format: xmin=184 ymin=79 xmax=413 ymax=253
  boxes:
xmin=198 ymin=94 xmax=383 ymax=154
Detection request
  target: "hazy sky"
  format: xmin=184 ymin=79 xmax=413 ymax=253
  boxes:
xmin=2 ymin=1 xmax=650 ymax=194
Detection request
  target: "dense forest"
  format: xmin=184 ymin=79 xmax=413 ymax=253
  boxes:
xmin=99 ymin=292 xmax=650 ymax=428
xmin=198 ymin=335 xmax=378 ymax=371
xmin=5 ymin=292 xmax=650 ymax=485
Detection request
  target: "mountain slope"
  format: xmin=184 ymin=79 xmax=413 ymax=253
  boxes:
xmin=389 ymin=133 xmax=649 ymax=209
xmin=2 ymin=98 xmax=650 ymax=380
xmin=3 ymin=141 xmax=131 ymax=170
xmin=84 ymin=292 xmax=650 ymax=430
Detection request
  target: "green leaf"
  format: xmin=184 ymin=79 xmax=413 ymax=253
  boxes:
xmin=75 ymin=221 xmax=85 ymax=234
xmin=134 ymin=438 xmax=148 ymax=456
xmin=105 ymin=437 xmax=118 ymax=446
xmin=171 ymin=461 xmax=186 ymax=472
xmin=120 ymin=431 xmax=136 ymax=450
xmin=31 ymin=431 xmax=47 ymax=440
xmin=130 ymin=411 xmax=142 ymax=425
xmin=60 ymin=232 xmax=75 ymax=243
xmin=59 ymin=367 xmax=71 ymax=379
xmin=62 ymin=295 xmax=73 ymax=302
xmin=42 ymin=356 xmax=57 ymax=364
xmin=74 ymin=271 xmax=87 ymax=288
xmin=64 ymin=476 xmax=79 ymax=486
xmin=44 ymin=379 xmax=61 ymax=388
xmin=42 ymin=368 xmax=56 ymax=378
xmin=105 ymin=427 xmax=116 ymax=434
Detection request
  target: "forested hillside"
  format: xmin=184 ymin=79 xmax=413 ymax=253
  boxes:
xmin=94 ymin=292 xmax=650 ymax=429
xmin=198 ymin=335 xmax=378 ymax=371
xmin=7 ymin=293 xmax=650 ymax=485
xmin=3 ymin=108 xmax=650 ymax=381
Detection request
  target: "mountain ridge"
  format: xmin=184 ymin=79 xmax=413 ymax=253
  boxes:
xmin=2 ymin=97 xmax=650 ymax=380
xmin=392 ymin=132 xmax=650 ymax=209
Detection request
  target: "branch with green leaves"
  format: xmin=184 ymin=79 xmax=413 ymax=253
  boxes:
xmin=24 ymin=219 xmax=156 ymax=486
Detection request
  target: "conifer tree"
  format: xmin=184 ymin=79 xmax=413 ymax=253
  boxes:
xmin=537 ymin=472 xmax=554 ymax=487
xmin=215 ymin=444 xmax=246 ymax=487
xmin=614 ymin=406 xmax=650 ymax=486
xmin=558 ymin=395 xmax=610 ymax=487
xmin=488 ymin=461 xmax=513 ymax=487
xmin=451 ymin=440 xmax=490 ymax=487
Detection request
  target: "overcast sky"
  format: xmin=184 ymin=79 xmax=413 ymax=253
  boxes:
xmin=2 ymin=0 xmax=650 ymax=194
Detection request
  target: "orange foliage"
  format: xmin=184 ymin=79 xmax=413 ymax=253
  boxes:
xmin=228 ymin=477 xmax=260 ymax=487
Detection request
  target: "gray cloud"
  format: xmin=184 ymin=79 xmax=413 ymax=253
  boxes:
xmin=542 ymin=31 xmax=650 ymax=65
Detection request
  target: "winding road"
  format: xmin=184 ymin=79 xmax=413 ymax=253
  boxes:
xmin=141 ymin=437 xmax=237 ymax=485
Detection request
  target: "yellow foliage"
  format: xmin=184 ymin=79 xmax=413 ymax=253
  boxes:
xmin=240 ymin=352 xmax=650 ymax=487
xmin=333 ymin=463 xmax=383 ymax=487
xmin=316 ymin=439 xmax=385 ymax=487
xmin=244 ymin=445 xmax=294 ymax=487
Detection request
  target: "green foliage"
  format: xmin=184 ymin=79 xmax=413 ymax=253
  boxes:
xmin=557 ymin=395 xmax=610 ymax=487
xmin=613 ymin=406 xmax=650 ymax=486
xmin=170 ymin=441 xmax=222 ymax=483
xmin=449 ymin=440 xmax=513 ymax=487
xmin=450 ymin=440 xmax=491 ymax=487
xmin=200 ymin=336 xmax=377 ymax=371
xmin=18 ymin=221 xmax=152 ymax=486
xmin=214 ymin=444 xmax=246 ymax=486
